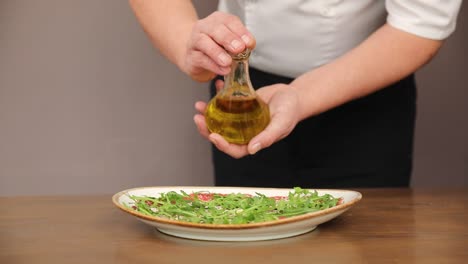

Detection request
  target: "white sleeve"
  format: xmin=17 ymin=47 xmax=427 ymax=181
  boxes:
xmin=386 ymin=0 xmax=462 ymax=40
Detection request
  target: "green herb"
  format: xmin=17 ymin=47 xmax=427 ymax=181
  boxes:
xmin=125 ymin=187 xmax=340 ymax=224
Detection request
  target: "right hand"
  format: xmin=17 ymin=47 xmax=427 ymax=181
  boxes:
xmin=179 ymin=11 xmax=256 ymax=82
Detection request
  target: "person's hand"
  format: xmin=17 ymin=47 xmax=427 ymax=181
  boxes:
xmin=180 ymin=11 xmax=256 ymax=82
xmin=193 ymin=81 xmax=302 ymax=158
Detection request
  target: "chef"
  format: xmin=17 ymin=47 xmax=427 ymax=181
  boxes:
xmin=129 ymin=0 xmax=462 ymax=188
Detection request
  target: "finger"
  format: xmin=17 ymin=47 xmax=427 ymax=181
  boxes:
xmin=194 ymin=101 xmax=207 ymax=114
xmin=215 ymin=80 xmax=224 ymax=93
xmin=191 ymin=34 xmax=233 ymax=68
xmin=194 ymin=114 xmax=210 ymax=139
xmin=223 ymin=16 xmax=256 ymax=49
xmin=188 ymin=50 xmax=230 ymax=76
xmin=208 ymin=133 xmax=249 ymax=159
xmin=204 ymin=23 xmax=246 ymax=54
xmin=247 ymin=114 xmax=294 ymax=155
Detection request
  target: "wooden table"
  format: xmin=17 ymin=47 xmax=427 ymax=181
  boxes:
xmin=1 ymin=188 xmax=467 ymax=263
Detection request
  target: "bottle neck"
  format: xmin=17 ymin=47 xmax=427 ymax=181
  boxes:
xmin=225 ymin=59 xmax=251 ymax=88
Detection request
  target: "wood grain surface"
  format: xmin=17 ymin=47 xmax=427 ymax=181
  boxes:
xmin=1 ymin=188 xmax=467 ymax=264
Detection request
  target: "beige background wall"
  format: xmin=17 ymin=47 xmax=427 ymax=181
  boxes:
xmin=0 ymin=1 xmax=466 ymax=196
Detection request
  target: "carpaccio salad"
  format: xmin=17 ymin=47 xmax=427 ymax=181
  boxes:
xmin=126 ymin=187 xmax=343 ymax=224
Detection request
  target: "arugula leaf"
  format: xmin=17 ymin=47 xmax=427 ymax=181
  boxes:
xmin=126 ymin=187 xmax=340 ymax=224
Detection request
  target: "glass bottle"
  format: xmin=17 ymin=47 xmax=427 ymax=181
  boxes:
xmin=204 ymin=49 xmax=270 ymax=144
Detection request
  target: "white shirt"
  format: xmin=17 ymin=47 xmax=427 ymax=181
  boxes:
xmin=218 ymin=0 xmax=462 ymax=78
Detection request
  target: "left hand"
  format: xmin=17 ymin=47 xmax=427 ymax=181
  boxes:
xmin=193 ymin=81 xmax=302 ymax=159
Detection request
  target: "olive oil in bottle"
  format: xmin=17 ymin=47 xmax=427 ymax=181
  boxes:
xmin=205 ymin=49 xmax=270 ymax=145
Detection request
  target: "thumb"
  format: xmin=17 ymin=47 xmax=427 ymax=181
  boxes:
xmin=247 ymin=115 xmax=293 ymax=155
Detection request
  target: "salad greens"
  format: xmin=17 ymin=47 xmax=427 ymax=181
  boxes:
xmin=126 ymin=187 xmax=341 ymax=224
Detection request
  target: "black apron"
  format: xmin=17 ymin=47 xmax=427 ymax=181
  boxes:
xmin=209 ymin=67 xmax=416 ymax=188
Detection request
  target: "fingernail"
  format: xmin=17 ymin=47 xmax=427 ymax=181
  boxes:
xmin=241 ymin=35 xmax=251 ymax=45
xmin=209 ymin=136 xmax=218 ymax=147
xmin=250 ymin=142 xmax=262 ymax=155
xmin=218 ymin=53 xmax=230 ymax=65
xmin=230 ymin=39 xmax=242 ymax=50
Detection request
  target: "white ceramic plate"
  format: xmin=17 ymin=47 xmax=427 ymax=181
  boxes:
xmin=112 ymin=186 xmax=362 ymax=241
